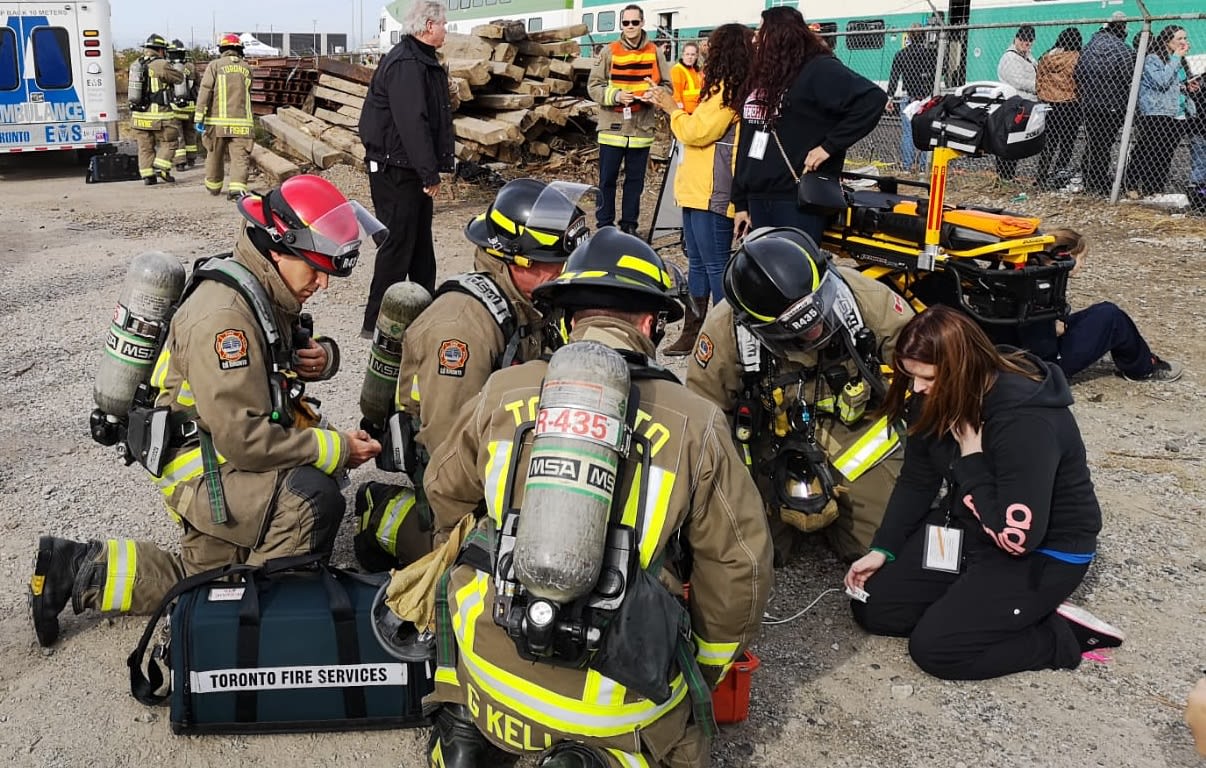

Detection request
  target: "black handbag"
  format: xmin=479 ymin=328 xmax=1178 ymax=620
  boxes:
xmin=773 ymin=130 xmax=847 ymax=215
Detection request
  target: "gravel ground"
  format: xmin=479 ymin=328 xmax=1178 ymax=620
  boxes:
xmin=0 ymin=153 xmax=1201 ymax=767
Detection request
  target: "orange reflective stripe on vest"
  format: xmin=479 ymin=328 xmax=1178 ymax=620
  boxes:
xmin=608 ymin=40 xmax=659 ymax=112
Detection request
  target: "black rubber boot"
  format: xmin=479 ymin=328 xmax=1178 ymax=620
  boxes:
xmin=29 ymin=536 xmax=101 ymax=647
xmin=143 ymin=175 xmax=157 ymax=186
xmin=538 ymin=742 xmax=610 ymax=768
xmin=158 ymin=170 xmax=175 ymax=183
xmin=426 ymin=704 xmax=517 ymax=768
xmin=353 ymin=482 xmax=405 ymax=574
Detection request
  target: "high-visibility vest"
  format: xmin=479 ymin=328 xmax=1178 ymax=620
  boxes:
xmin=671 ymin=62 xmax=703 ymax=113
xmin=606 ymin=40 xmax=660 ymax=113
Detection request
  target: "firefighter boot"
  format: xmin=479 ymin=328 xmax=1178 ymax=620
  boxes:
xmin=538 ymin=743 xmax=610 ymax=768
xmin=29 ymin=536 xmax=102 ymax=647
xmin=662 ymin=296 xmax=709 ymax=357
xmin=427 ymin=704 xmax=517 ymax=768
xmin=159 ymin=169 xmax=176 ymax=183
xmin=353 ymin=482 xmax=406 ymax=574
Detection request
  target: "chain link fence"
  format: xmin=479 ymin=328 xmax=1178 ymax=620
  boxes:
xmin=814 ymin=12 xmax=1206 ymax=210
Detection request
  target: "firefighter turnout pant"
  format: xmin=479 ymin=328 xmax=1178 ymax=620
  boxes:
xmin=175 ymin=119 xmax=199 ymax=165
xmin=78 ymin=466 xmax=344 ymax=614
xmin=204 ymin=135 xmax=254 ymax=196
xmin=135 ymin=122 xmax=180 ymax=179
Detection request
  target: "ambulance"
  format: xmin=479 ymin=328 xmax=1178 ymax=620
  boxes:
xmin=1 ymin=0 xmax=117 ymax=154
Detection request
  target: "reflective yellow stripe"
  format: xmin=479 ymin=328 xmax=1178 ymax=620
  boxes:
xmin=150 ymin=349 xmax=171 ymax=388
xmin=410 ymin=374 xmax=421 ymax=403
xmin=435 ymin=666 xmax=459 ymax=687
xmin=598 ymin=134 xmax=655 ymax=149
xmin=606 ymin=749 xmax=651 ymax=768
xmin=693 ymin=635 xmax=739 ymax=666
xmin=175 ymin=381 xmax=195 ymax=407
xmin=101 ymin=539 xmax=137 ymax=612
xmin=483 ymin=440 xmax=513 ymax=527
xmin=377 ymin=491 xmax=416 ymax=555
xmin=313 ymin=429 xmax=343 ymax=475
xmin=832 ymin=416 xmax=900 ymax=482
xmin=453 ymin=572 xmax=689 ymax=736
xmin=616 ymin=255 xmax=671 ymax=289
xmin=619 ymin=463 xmax=675 ymax=569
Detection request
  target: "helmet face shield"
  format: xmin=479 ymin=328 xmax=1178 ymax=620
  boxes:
xmin=740 ymin=270 xmax=842 ymax=356
xmin=281 ymin=200 xmax=384 ymax=276
xmin=523 ymin=182 xmax=596 ymax=259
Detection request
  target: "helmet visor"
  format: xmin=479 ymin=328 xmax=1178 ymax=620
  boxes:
xmin=525 ymin=182 xmax=597 ymax=256
xmin=742 ymin=269 xmax=843 ymax=356
xmin=283 ymin=200 xmax=385 ymax=276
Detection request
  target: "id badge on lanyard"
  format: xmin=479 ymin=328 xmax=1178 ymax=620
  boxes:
xmin=749 ymin=130 xmax=769 ymax=160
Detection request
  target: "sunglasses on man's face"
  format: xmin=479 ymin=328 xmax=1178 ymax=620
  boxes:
xmin=621 ymin=19 xmax=641 ymax=27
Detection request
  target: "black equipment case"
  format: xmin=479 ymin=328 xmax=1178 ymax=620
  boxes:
xmin=85 ymin=151 xmax=140 ymax=183
xmin=128 ymin=555 xmax=433 ymax=735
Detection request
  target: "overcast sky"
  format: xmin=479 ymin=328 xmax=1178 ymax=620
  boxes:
xmin=111 ymin=0 xmax=379 ymax=49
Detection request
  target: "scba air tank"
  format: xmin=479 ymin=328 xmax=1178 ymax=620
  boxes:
xmin=359 ymin=282 xmax=433 ymax=429
xmin=93 ymin=252 xmax=185 ymax=418
xmin=127 ymin=59 xmax=147 ymax=105
xmin=513 ymin=341 xmax=630 ymax=604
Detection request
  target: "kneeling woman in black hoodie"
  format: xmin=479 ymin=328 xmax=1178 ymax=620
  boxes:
xmin=845 ymin=305 xmax=1124 ymax=680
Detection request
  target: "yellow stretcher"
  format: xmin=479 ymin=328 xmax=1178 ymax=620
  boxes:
xmin=823 ymin=146 xmax=1075 ymax=327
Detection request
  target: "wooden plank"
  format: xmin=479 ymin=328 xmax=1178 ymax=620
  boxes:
xmin=471 ymin=23 xmax=506 ymax=39
xmin=312 ymin=85 xmax=364 ymax=111
xmin=492 ymin=109 xmax=530 ymax=128
xmin=489 ymin=61 xmax=525 ymax=83
xmin=317 ymin=73 xmax=368 ymax=99
xmin=453 ymin=115 xmax=523 ymax=146
xmin=544 ymin=77 xmax=573 ymax=95
xmin=315 ymin=106 xmax=359 ymax=129
xmin=517 ymin=55 xmax=550 ymax=79
xmin=259 ymin=114 xmax=343 ymax=169
xmin=250 ymin=144 xmax=301 ymax=182
xmin=491 ymin=144 xmax=521 ymax=163
xmin=489 ymin=41 xmax=518 ymax=64
xmin=572 ymin=57 xmax=596 ymax=74
xmin=529 ymin=141 xmax=551 ymax=157
xmin=317 ymin=58 xmax=377 ymax=86
xmin=526 ymin=24 xmax=588 ymax=43
xmin=533 ymin=102 xmax=569 ymax=126
xmin=337 ymin=104 xmax=362 ymax=121
xmin=277 ymin=106 xmax=365 ymax=161
xmin=508 ymin=80 xmax=551 ymax=98
xmin=547 ymin=58 xmax=574 ymax=78
xmin=445 ymin=58 xmax=492 ymax=87
xmin=441 ymin=33 xmax=495 ymax=61
xmin=516 ymin=40 xmax=580 ymax=57
xmin=472 ymin=93 xmax=534 ymax=110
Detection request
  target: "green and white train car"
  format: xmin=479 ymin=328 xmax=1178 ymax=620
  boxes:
xmin=380 ymin=0 xmax=1205 ymax=87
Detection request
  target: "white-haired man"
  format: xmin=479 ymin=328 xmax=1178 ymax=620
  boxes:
xmin=359 ymin=0 xmax=456 ymax=335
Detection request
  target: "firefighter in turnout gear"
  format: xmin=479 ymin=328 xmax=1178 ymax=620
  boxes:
xmin=167 ymin=39 xmax=199 ymax=170
xmin=586 ymin=4 xmax=671 ymax=233
xmin=131 ymin=34 xmax=183 ymax=185
xmin=686 ymin=227 xmax=914 ymax=564
xmin=354 ymin=179 xmax=593 ymax=574
xmin=195 ymin=34 xmax=254 ymax=199
xmin=29 ymin=176 xmax=385 ymax=647
xmin=420 ymin=227 xmax=773 ymax=768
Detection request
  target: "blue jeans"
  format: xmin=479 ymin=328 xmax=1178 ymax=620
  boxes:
xmin=898 ymin=97 xmax=930 ymax=172
xmin=682 ymin=207 xmax=733 ymax=302
xmin=597 ymin=144 xmax=650 ymax=230
xmin=1189 ymin=133 xmax=1206 ymax=185
xmin=1056 ymin=302 xmax=1155 ymax=378
xmin=747 ymin=197 xmax=829 ymax=248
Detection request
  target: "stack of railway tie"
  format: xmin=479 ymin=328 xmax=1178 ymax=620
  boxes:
xmin=250 ymin=22 xmax=602 ymax=181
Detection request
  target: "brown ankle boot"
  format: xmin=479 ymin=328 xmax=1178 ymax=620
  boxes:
xmin=663 ymin=296 xmax=708 ymax=356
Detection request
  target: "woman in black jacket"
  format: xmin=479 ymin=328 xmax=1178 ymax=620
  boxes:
xmin=732 ymin=6 xmax=886 ymax=245
xmin=844 ymin=306 xmax=1124 ymax=680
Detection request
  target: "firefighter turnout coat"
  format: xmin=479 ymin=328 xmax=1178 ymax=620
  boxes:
xmin=424 ymin=316 xmax=773 ymax=765
xmin=149 ymin=232 xmax=347 ymax=547
xmin=195 ymin=51 xmax=254 ymax=138
xmin=587 ymin=35 xmax=671 ymax=149
xmin=686 ymin=266 xmax=914 ymax=560
xmin=131 ymin=56 xmax=182 ymax=131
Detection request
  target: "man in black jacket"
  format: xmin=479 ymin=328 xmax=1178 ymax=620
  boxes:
xmin=885 ymin=26 xmax=937 ymax=173
xmin=1074 ymin=14 xmax=1135 ymax=196
xmin=359 ymin=0 xmax=455 ymax=336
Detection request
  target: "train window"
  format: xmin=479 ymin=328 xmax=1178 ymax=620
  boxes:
xmin=486 ymin=0 xmax=496 ymax=5
xmin=0 ymin=28 xmax=17 ymax=92
xmin=445 ymin=0 xmax=454 ymax=8
xmin=472 ymin=0 xmax=483 ymax=7
xmin=598 ymin=11 xmax=616 ymax=32
xmin=529 ymin=18 xmax=542 ymax=31
xmin=846 ymin=19 xmax=885 ymax=50
xmin=582 ymin=13 xmax=594 ymax=33
xmin=31 ymin=27 xmax=72 ymax=89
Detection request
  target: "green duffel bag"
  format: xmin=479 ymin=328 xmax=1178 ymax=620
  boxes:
xmin=128 ymin=554 xmax=432 ymax=735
